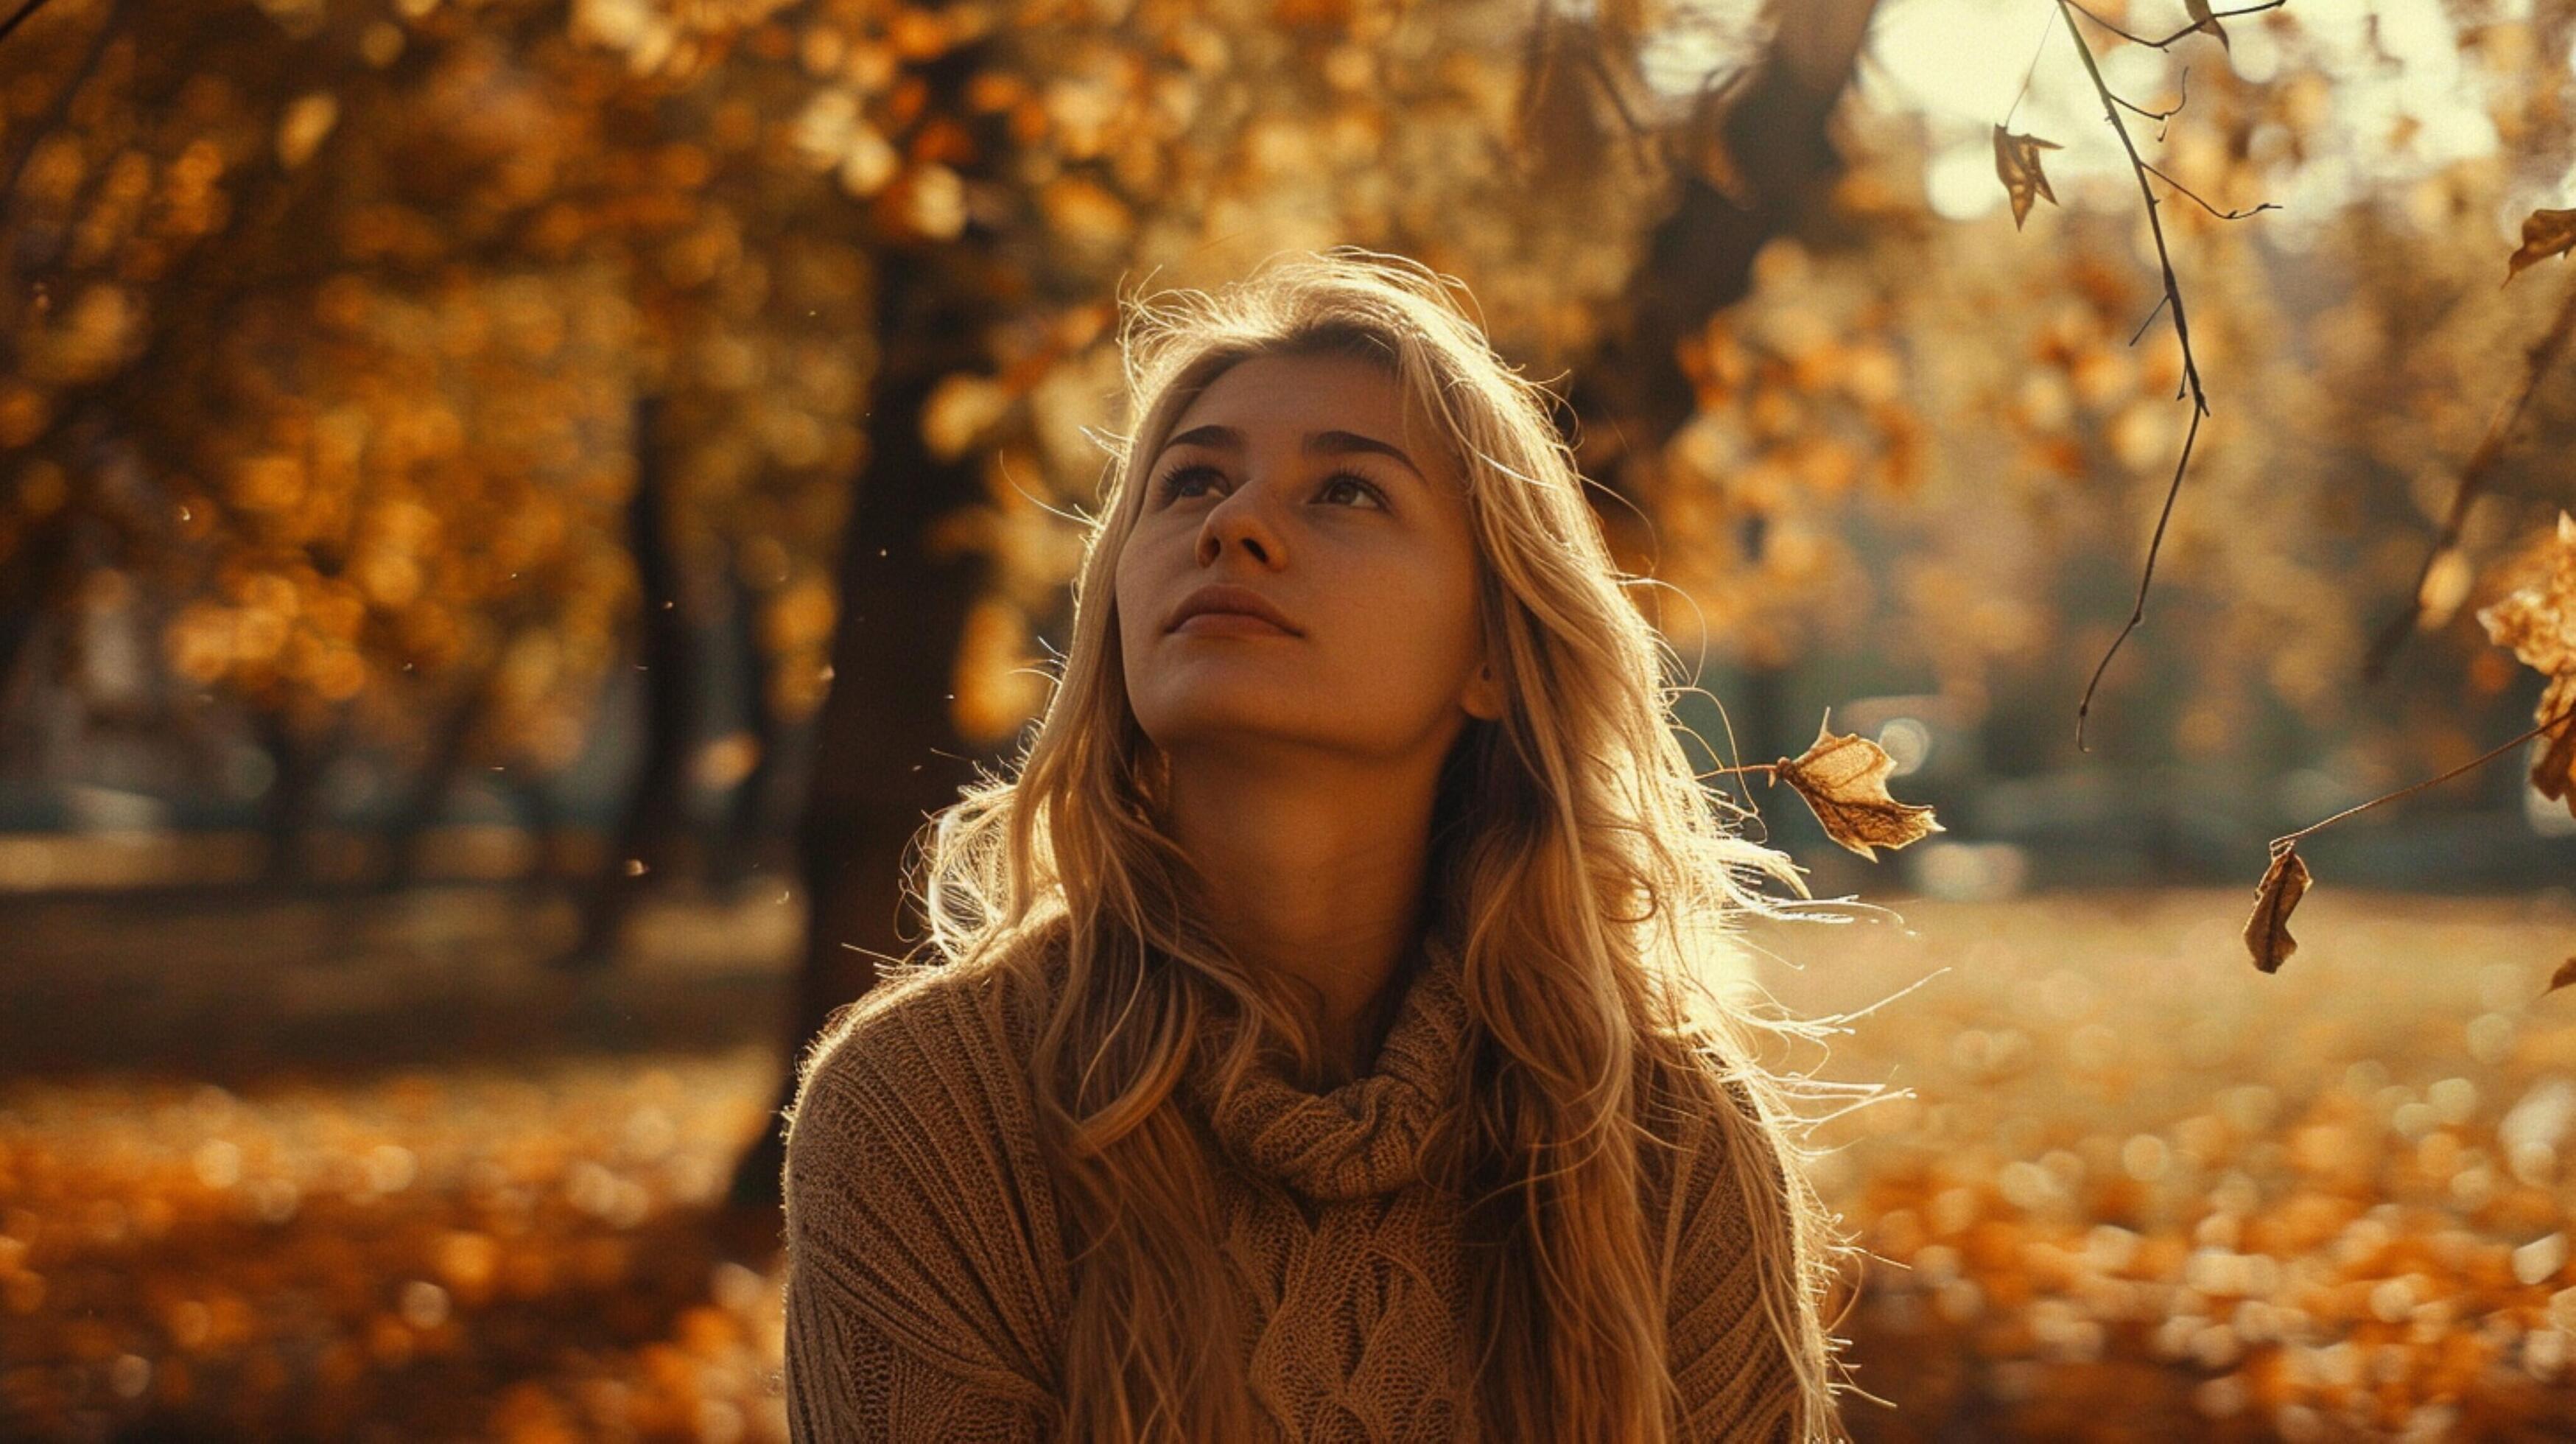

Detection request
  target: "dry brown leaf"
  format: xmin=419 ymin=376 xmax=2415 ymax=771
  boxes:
xmin=2477 ymin=511 xmax=2576 ymax=817
xmin=1773 ymin=714 xmax=1945 ymax=861
xmin=2508 ymin=208 xmax=2576 ymax=281
xmin=2547 ymin=956 xmax=2576 ymax=998
xmin=2531 ymin=675 xmax=2576 ymax=815
xmin=2186 ymin=0 xmax=2231 ymax=51
xmin=1993 ymin=126 xmax=2063 ymax=231
xmin=2245 ymin=843 xmax=2312 ymax=974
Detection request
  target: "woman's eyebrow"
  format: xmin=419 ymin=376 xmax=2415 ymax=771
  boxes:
xmin=1157 ymin=424 xmax=1425 ymax=483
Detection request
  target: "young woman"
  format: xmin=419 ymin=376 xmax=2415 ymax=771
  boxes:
xmin=781 ymin=248 xmax=1858 ymax=1441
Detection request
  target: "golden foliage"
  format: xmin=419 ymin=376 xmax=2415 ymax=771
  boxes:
xmin=2477 ymin=512 xmax=2576 ymax=816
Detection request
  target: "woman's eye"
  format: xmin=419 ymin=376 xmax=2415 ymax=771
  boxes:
xmin=1153 ymin=466 xmax=1384 ymax=508
xmin=1154 ymin=465 xmax=1219 ymax=502
xmin=1317 ymin=474 xmax=1386 ymax=508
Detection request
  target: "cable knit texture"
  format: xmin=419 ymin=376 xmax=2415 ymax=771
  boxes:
xmin=781 ymin=942 xmax=1805 ymax=1442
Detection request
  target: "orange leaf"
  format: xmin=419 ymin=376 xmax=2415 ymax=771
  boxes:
xmin=1772 ymin=713 xmax=1944 ymax=861
xmin=1993 ymin=126 xmax=2063 ymax=231
xmin=2509 ymin=208 xmax=2576 ymax=281
xmin=2245 ymin=842 xmax=2312 ymax=974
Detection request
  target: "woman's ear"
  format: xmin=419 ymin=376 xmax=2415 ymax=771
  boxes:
xmin=1461 ymin=658 xmax=1506 ymax=723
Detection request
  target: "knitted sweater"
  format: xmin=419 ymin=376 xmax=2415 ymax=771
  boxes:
xmin=779 ymin=941 xmax=1806 ymax=1441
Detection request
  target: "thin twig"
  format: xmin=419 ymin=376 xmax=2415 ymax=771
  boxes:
xmin=2066 ymin=0 xmax=2289 ymax=49
xmin=2002 ymin=4 xmax=2057 ymax=132
xmin=2139 ymin=160 xmax=2278 ymax=220
xmin=2361 ymin=276 xmax=2576 ymax=683
xmin=2078 ymin=405 xmax=2203 ymax=746
xmin=2059 ymin=0 xmax=2247 ymax=751
xmin=2127 ymin=293 xmax=2171 ymax=346
xmin=2272 ymin=693 xmax=2576 ymax=849
xmin=0 ymin=0 xmax=60 ymax=48
xmin=2111 ymin=65 xmax=2189 ymax=132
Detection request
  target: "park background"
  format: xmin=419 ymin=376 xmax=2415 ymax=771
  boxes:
xmin=5 ymin=0 xmax=2576 ymax=1437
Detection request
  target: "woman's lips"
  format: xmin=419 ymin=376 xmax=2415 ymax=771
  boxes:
xmin=1171 ymin=611 xmax=1297 ymax=637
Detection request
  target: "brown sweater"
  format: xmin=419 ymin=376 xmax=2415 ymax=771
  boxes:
xmin=780 ymin=942 xmax=1805 ymax=1440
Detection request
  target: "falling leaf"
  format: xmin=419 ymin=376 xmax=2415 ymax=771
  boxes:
xmin=1772 ymin=712 xmax=1944 ymax=861
xmin=2186 ymin=0 xmax=2231 ymax=52
xmin=1993 ymin=127 xmax=2063 ymax=231
xmin=2245 ymin=842 xmax=2312 ymax=974
xmin=2547 ymin=956 xmax=2576 ymax=998
xmin=2508 ymin=208 xmax=2576 ymax=282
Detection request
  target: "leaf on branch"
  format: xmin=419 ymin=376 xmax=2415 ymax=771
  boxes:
xmin=2509 ymin=208 xmax=2576 ymax=282
xmin=2185 ymin=0 xmax=2231 ymax=52
xmin=1993 ymin=126 xmax=2063 ymax=231
xmin=2529 ymin=676 xmax=2576 ymax=814
xmin=2547 ymin=956 xmax=2576 ymax=998
xmin=1773 ymin=713 xmax=1944 ymax=861
xmin=2245 ymin=842 xmax=2312 ymax=974
xmin=2477 ymin=511 xmax=2576 ymax=816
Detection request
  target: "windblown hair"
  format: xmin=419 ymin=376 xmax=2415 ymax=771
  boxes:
xmin=847 ymin=247 xmax=1867 ymax=1440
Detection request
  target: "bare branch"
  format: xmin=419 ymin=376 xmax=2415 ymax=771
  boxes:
xmin=2113 ymin=65 xmax=2189 ymax=139
xmin=2066 ymin=0 xmax=2289 ymax=49
xmin=2362 ymin=277 xmax=2576 ymax=682
xmin=0 ymin=0 xmax=63 ymax=49
xmin=2055 ymin=0 xmax=2268 ymax=749
xmin=2140 ymin=160 xmax=2279 ymax=220
xmin=2127 ymin=292 xmax=2170 ymax=346
xmin=2077 ymin=404 xmax=2203 ymax=749
xmin=2274 ymin=693 xmax=2576 ymax=848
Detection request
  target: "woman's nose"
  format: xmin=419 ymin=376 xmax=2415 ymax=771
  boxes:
xmin=1196 ymin=477 xmax=1286 ymax=566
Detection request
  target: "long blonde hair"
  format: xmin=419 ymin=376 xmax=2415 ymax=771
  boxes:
xmin=877 ymin=247 xmax=1863 ymax=1440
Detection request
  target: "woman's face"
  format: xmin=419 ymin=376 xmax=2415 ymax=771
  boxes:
xmin=1115 ymin=350 xmax=1505 ymax=770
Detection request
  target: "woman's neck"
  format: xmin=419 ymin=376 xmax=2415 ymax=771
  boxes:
xmin=1158 ymin=743 xmax=1444 ymax=1077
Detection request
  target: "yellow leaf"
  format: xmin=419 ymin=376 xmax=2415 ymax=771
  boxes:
xmin=1992 ymin=126 xmax=2063 ymax=231
xmin=1772 ymin=713 xmax=1944 ymax=861
xmin=2245 ymin=842 xmax=2311 ymax=974
xmin=2509 ymin=208 xmax=2576 ymax=282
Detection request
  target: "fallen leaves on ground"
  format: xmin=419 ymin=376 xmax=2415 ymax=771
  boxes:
xmin=0 ymin=1051 xmax=787 ymax=1442
xmin=1755 ymin=891 xmax=2576 ymax=1443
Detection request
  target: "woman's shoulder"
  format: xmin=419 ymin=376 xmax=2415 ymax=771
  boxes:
xmin=787 ymin=947 xmax=1055 ymax=1157
xmin=781 ymin=943 xmax=1074 ymax=1387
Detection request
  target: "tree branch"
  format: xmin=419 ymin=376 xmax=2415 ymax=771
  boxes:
xmin=2273 ymin=692 xmax=2576 ymax=849
xmin=2057 ymin=0 xmax=2267 ymax=751
xmin=2361 ymin=276 xmax=2576 ymax=683
xmin=2066 ymin=0 xmax=2288 ymax=50
xmin=2140 ymin=159 xmax=2278 ymax=220
xmin=2112 ymin=63 xmax=2194 ymax=141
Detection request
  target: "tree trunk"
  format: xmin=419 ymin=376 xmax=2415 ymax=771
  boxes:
xmin=561 ymin=392 xmax=699 ymax=969
xmin=728 ymin=244 xmax=1007 ymax=1206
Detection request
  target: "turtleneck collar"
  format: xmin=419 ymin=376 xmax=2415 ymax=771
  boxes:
xmin=1185 ymin=940 xmax=1473 ymax=1202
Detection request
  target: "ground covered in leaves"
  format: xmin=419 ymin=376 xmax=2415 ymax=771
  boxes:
xmin=5 ymin=886 xmax=2575 ymax=1440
